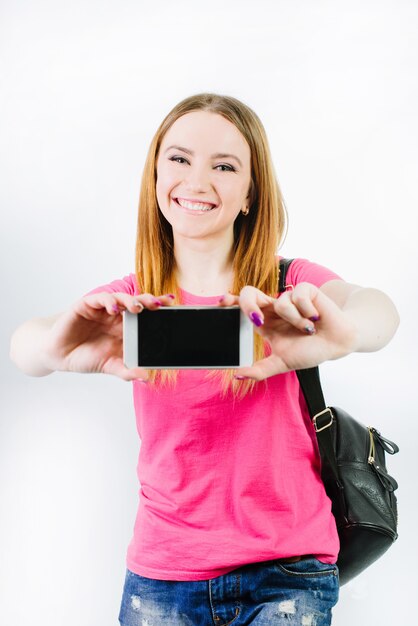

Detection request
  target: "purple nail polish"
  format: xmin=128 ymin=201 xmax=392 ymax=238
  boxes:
xmin=250 ymin=312 xmax=264 ymax=327
xmin=112 ymin=304 xmax=120 ymax=313
xmin=218 ymin=295 xmax=225 ymax=303
xmin=165 ymin=294 xmax=175 ymax=299
xmin=305 ymin=325 xmax=316 ymax=335
xmin=309 ymin=315 xmax=320 ymax=322
xmin=153 ymin=299 xmax=162 ymax=306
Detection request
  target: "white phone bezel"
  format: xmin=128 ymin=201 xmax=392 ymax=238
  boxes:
xmin=123 ymin=306 xmax=253 ymax=369
xmin=123 ymin=310 xmax=139 ymax=369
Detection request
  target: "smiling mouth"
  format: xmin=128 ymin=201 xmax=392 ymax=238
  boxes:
xmin=174 ymin=198 xmax=217 ymax=212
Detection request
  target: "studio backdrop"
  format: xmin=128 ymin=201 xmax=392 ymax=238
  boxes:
xmin=1 ymin=1 xmax=416 ymax=625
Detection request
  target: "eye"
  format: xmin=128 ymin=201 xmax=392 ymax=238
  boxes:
xmin=169 ymin=156 xmax=188 ymax=164
xmin=215 ymin=164 xmax=236 ymax=172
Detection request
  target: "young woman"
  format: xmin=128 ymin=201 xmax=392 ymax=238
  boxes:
xmin=10 ymin=93 xmax=399 ymax=625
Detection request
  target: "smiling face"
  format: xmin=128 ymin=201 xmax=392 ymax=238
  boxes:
xmin=156 ymin=111 xmax=252 ymax=244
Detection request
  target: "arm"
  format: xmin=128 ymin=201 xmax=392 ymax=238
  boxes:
xmin=320 ymin=280 xmax=400 ymax=352
xmin=10 ymin=314 xmax=61 ymax=376
xmin=223 ymin=279 xmax=400 ymax=380
xmin=10 ymin=292 xmax=175 ymax=381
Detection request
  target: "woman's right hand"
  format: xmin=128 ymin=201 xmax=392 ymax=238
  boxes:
xmin=31 ymin=292 xmax=174 ymax=381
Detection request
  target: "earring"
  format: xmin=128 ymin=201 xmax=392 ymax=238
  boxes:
xmin=241 ymin=205 xmax=249 ymax=216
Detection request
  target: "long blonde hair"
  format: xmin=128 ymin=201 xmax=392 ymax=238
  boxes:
xmin=135 ymin=93 xmax=287 ymax=396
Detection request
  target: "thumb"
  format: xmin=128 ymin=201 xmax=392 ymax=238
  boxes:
xmin=234 ymin=354 xmax=289 ymax=381
xmin=103 ymin=357 xmax=149 ymax=382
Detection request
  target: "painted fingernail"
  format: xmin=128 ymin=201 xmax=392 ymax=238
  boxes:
xmin=218 ymin=295 xmax=225 ymax=303
xmin=152 ymin=298 xmax=162 ymax=306
xmin=164 ymin=294 xmax=175 ymax=299
xmin=250 ymin=312 xmax=264 ymax=327
xmin=309 ymin=315 xmax=320 ymax=322
xmin=112 ymin=304 xmax=120 ymax=313
xmin=305 ymin=325 xmax=316 ymax=334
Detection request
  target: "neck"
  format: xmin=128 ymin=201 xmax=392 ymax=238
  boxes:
xmin=174 ymin=233 xmax=234 ymax=296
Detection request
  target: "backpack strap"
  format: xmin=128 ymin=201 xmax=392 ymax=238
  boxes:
xmin=278 ymin=258 xmax=340 ymax=480
xmin=278 ymin=257 xmax=295 ymax=293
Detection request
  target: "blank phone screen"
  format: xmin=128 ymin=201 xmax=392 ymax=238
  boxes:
xmin=137 ymin=308 xmax=240 ymax=367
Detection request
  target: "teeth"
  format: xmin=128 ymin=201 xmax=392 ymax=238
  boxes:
xmin=176 ymin=198 xmax=215 ymax=211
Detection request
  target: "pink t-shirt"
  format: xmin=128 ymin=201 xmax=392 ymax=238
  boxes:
xmin=88 ymin=258 xmax=342 ymax=581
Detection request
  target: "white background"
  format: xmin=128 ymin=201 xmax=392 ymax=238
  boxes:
xmin=1 ymin=1 xmax=417 ymax=624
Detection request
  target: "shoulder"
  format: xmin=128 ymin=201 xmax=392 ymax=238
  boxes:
xmin=84 ymin=273 xmax=139 ymax=296
xmin=277 ymin=256 xmax=343 ymax=289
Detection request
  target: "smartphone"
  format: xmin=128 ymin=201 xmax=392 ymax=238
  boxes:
xmin=123 ymin=306 xmax=254 ymax=369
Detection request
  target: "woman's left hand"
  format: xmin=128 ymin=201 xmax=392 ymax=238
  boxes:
xmin=220 ymin=283 xmax=359 ymax=380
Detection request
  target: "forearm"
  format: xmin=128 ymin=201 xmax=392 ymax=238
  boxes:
xmin=342 ymin=287 xmax=400 ymax=353
xmin=10 ymin=315 xmax=60 ymax=376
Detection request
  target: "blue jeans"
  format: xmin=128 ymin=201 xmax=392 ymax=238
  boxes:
xmin=118 ymin=557 xmax=339 ymax=625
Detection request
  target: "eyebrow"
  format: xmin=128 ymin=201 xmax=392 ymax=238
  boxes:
xmin=164 ymin=145 xmax=243 ymax=168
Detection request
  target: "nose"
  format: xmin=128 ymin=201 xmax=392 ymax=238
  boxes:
xmin=184 ymin=163 xmax=212 ymax=193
